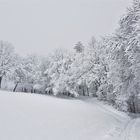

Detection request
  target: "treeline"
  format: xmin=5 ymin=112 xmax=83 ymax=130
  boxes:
xmin=0 ymin=0 xmax=140 ymax=113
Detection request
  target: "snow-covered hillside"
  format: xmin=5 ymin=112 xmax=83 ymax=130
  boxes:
xmin=0 ymin=91 xmax=139 ymax=140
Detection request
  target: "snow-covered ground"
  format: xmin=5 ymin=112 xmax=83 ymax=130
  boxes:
xmin=0 ymin=91 xmax=139 ymax=140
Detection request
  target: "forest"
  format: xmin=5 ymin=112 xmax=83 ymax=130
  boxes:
xmin=0 ymin=0 xmax=140 ymax=113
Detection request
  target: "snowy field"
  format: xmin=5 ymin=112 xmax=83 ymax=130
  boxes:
xmin=0 ymin=91 xmax=139 ymax=140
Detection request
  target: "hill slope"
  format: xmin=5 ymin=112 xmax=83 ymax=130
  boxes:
xmin=0 ymin=91 xmax=139 ymax=140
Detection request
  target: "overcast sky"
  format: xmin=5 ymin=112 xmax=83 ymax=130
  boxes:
xmin=0 ymin=0 xmax=132 ymax=56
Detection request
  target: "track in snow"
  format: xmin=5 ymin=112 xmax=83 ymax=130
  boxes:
xmin=83 ymin=98 xmax=140 ymax=140
xmin=120 ymin=118 xmax=140 ymax=140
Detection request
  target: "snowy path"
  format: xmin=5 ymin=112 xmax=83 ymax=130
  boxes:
xmin=120 ymin=118 xmax=140 ymax=140
xmin=93 ymin=100 xmax=140 ymax=140
xmin=0 ymin=91 xmax=139 ymax=140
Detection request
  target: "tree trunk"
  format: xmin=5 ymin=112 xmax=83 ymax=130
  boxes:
xmin=13 ymin=82 xmax=19 ymax=92
xmin=0 ymin=76 xmax=2 ymax=89
xmin=87 ymin=87 xmax=89 ymax=96
xmin=132 ymin=100 xmax=136 ymax=113
xmin=83 ymin=87 xmax=85 ymax=96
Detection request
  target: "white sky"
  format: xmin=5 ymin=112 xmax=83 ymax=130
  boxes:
xmin=0 ymin=0 xmax=132 ymax=56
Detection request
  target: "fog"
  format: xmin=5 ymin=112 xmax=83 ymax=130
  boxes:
xmin=0 ymin=0 xmax=132 ymax=55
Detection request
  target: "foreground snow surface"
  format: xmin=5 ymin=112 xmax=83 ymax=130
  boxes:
xmin=0 ymin=91 xmax=140 ymax=140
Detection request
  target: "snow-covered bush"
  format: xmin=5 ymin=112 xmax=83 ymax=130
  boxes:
xmin=115 ymin=96 xmax=129 ymax=112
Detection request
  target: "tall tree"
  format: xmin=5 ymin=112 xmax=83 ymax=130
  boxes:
xmin=0 ymin=41 xmax=16 ymax=88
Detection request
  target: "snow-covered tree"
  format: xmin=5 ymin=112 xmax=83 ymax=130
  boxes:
xmin=118 ymin=0 xmax=140 ymax=112
xmin=99 ymin=0 xmax=140 ymax=112
xmin=74 ymin=42 xmax=85 ymax=53
xmin=0 ymin=41 xmax=16 ymax=88
xmin=11 ymin=55 xmax=42 ymax=92
xmin=44 ymin=49 xmax=78 ymax=97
